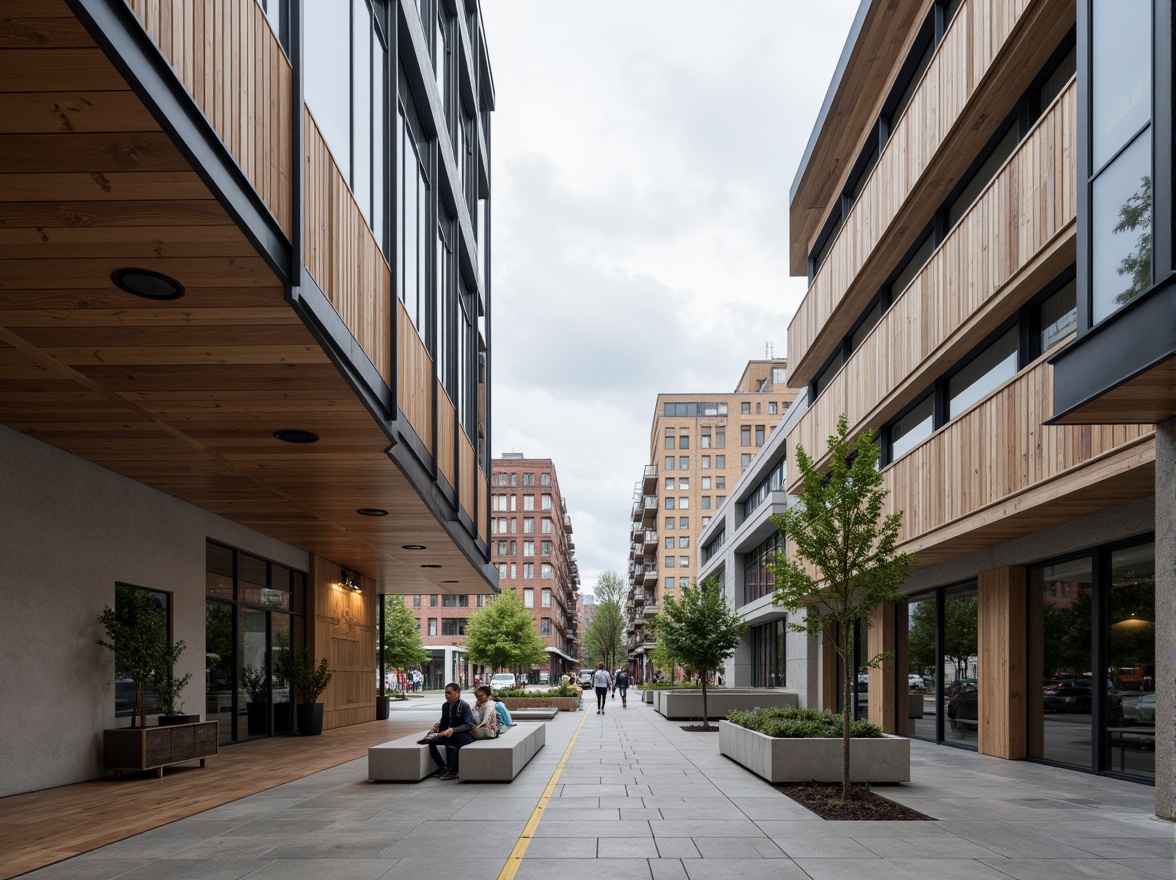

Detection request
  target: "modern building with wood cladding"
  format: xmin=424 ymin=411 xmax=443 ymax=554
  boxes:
xmin=0 ymin=0 xmax=497 ymax=796
xmin=786 ymin=0 xmax=1170 ymax=817
xmin=624 ymin=359 xmax=796 ymax=680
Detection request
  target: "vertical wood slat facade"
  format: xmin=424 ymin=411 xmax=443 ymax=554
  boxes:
xmin=123 ymin=0 xmax=291 ymax=235
xmin=977 ymin=566 xmax=1027 ymax=758
xmin=477 ymin=465 xmax=488 ymax=544
xmin=310 ymin=556 xmax=376 ymax=730
xmin=788 ymin=0 xmax=1038 ymax=374
xmin=868 ymin=601 xmax=899 ymax=733
xmin=397 ymin=298 xmax=433 ymax=454
xmin=789 ymin=80 xmax=1078 ymax=485
xmin=458 ymin=434 xmax=475 ymax=518
xmin=436 ymin=386 xmax=455 ymax=487
xmin=880 ymin=358 xmax=1154 ymax=547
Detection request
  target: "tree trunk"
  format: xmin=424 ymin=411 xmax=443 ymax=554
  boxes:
xmin=701 ymin=675 xmax=709 ymax=730
xmin=842 ymin=627 xmax=852 ymax=801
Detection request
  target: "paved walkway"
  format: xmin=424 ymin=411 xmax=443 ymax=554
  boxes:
xmin=16 ymin=696 xmax=1174 ymax=880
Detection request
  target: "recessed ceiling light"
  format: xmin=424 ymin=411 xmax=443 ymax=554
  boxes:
xmin=110 ymin=268 xmax=185 ymax=300
xmin=357 ymin=508 xmax=388 ymax=516
xmin=402 ymin=544 xmax=426 ymax=550
xmin=421 ymin=564 xmax=442 ymax=569
xmin=273 ymin=429 xmax=319 ymax=443
xmin=443 ymin=580 xmax=459 ymax=584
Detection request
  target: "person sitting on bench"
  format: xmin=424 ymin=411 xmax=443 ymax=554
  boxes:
xmin=421 ymin=682 xmax=475 ymax=779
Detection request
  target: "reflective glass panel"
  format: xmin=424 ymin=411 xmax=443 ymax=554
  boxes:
xmin=904 ymin=595 xmax=937 ymax=741
xmin=304 ymin=2 xmax=351 ymax=179
xmin=889 ymin=395 xmax=934 ymax=461
xmin=272 ymin=612 xmax=295 ymax=734
xmin=1039 ymin=279 xmax=1077 ymax=352
xmin=206 ymin=601 xmax=234 ymax=744
xmin=1106 ymin=543 xmax=1155 ymax=778
xmin=238 ymin=607 xmax=269 ymax=737
xmin=352 ymin=0 xmax=371 ymax=219
xmin=1092 ymin=134 xmax=1152 ymax=323
xmin=206 ymin=543 xmax=234 ymax=600
xmin=947 ymin=326 xmax=1018 ymax=417
xmin=942 ymin=585 xmax=978 ymax=748
xmin=1091 ymin=0 xmax=1151 ymax=170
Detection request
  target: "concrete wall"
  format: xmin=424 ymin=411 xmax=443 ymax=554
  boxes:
xmin=0 ymin=427 xmax=307 ymax=798
xmin=1154 ymin=418 xmax=1174 ymax=820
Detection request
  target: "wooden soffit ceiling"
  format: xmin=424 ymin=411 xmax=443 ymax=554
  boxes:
xmin=0 ymin=3 xmax=490 ymax=595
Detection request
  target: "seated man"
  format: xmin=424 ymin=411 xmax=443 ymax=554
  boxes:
xmin=421 ymin=681 xmax=475 ymax=779
xmin=471 ymin=685 xmax=499 ymax=739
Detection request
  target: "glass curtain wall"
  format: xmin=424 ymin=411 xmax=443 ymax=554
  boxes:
xmin=904 ymin=593 xmax=938 ymax=740
xmin=205 ymin=542 xmax=306 ymax=744
xmin=749 ymin=619 xmax=786 ymax=687
xmin=1028 ymin=539 xmax=1153 ymax=780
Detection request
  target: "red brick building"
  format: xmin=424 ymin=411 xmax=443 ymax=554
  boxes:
xmin=411 ymin=453 xmax=581 ymax=685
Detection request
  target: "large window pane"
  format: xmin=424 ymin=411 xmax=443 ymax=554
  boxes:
xmin=352 ymin=0 xmax=372 ymax=220
xmin=1106 ymin=543 xmax=1155 ymax=778
xmin=904 ymin=595 xmax=938 ymax=741
xmin=1039 ymin=279 xmax=1077 ymax=353
xmin=238 ymin=608 xmax=268 ymax=737
xmin=206 ymin=543 xmax=234 ymax=600
xmin=889 ymin=394 xmax=934 ymax=461
xmin=947 ymin=326 xmax=1018 ymax=417
xmin=1092 ymin=134 xmax=1152 ymax=323
xmin=1032 ymin=556 xmax=1094 ymax=768
xmin=1091 ymin=0 xmax=1151 ymax=171
xmin=206 ymin=601 xmax=234 ymax=744
xmin=942 ymin=585 xmax=978 ymax=747
xmin=304 ymin=3 xmax=351 ymax=180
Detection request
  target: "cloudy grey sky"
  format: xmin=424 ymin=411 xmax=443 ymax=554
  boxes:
xmin=481 ymin=1 xmax=859 ymax=597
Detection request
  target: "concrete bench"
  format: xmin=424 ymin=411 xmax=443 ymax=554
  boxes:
xmin=508 ymin=707 xmax=558 ymax=721
xmin=658 ymin=689 xmax=800 ymax=719
xmin=368 ymin=722 xmax=545 ymax=782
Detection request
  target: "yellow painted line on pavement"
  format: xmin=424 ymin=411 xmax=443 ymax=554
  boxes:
xmin=497 ymin=707 xmax=592 ymax=880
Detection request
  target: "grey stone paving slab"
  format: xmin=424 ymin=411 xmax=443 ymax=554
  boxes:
xmin=857 ymin=836 xmax=1005 ymax=859
xmin=649 ymin=860 xmax=690 ymax=880
xmin=656 ymin=804 xmax=748 ymax=821
xmin=379 ymin=857 xmax=505 ymax=878
xmin=235 ymin=858 xmax=397 ymax=880
xmin=596 ymin=838 xmax=661 ymax=858
xmin=764 ymin=835 xmax=881 ymax=859
xmin=679 ymin=858 xmax=812 ymax=880
xmin=726 ymin=797 xmax=816 ymax=820
xmin=655 ymin=839 xmax=702 ymax=859
xmin=514 ymin=858 xmax=653 ymax=880
xmin=169 ymin=838 xmax=285 ymax=860
xmin=794 ymin=858 xmax=1014 ymax=880
xmin=519 ymin=837 xmax=599 ymax=858
xmin=648 ymin=819 xmax=766 ymax=838
xmin=619 ymin=808 xmax=665 ymax=821
xmin=380 ymin=820 xmax=521 ymax=857
xmin=116 ymin=859 xmax=267 ymax=880
xmin=1111 ymin=860 xmax=1176 ymax=879
xmin=261 ymin=837 xmax=401 ymax=859
xmin=19 ymin=859 xmax=154 ymax=880
xmin=690 ymin=837 xmax=788 ymax=859
xmin=975 ymin=858 xmax=1164 ymax=880
xmin=533 ymin=819 xmax=653 ymax=838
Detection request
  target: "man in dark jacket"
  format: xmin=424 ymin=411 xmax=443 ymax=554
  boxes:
xmin=422 ymin=682 xmax=475 ymax=779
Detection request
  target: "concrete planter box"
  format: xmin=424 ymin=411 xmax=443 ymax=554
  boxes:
xmin=658 ymin=689 xmax=800 ymax=719
xmin=718 ymin=721 xmax=909 ymax=783
xmin=499 ymin=696 xmax=579 ymax=712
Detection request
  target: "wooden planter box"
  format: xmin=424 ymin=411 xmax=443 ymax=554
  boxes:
xmin=104 ymin=720 xmax=218 ymax=779
xmin=499 ymin=696 xmax=579 ymax=712
xmin=718 ymin=720 xmax=909 ymax=783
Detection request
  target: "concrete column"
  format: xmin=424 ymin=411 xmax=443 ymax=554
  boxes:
xmin=1155 ymin=418 xmax=1175 ymax=820
xmin=977 ymin=566 xmax=1028 ymax=759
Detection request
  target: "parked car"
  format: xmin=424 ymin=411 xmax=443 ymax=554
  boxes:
xmin=908 ymin=674 xmax=925 ymax=690
xmin=946 ymin=685 xmax=978 ymax=734
xmin=1121 ymin=692 xmax=1156 ymax=724
xmin=489 ymin=673 xmax=516 ymax=691
xmin=577 ymin=670 xmax=594 ymax=688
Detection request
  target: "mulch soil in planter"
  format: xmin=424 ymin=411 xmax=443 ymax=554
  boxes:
xmin=775 ymin=782 xmax=933 ymax=821
xmin=680 ymin=724 xmax=719 ymax=732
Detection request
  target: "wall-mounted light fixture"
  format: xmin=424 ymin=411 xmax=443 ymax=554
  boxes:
xmin=339 ymin=568 xmax=361 ymax=592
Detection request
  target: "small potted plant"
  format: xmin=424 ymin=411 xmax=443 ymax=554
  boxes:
xmin=154 ymin=667 xmax=197 ymax=726
xmin=241 ymin=665 xmax=269 ymax=736
xmin=290 ymin=647 xmax=332 ymax=736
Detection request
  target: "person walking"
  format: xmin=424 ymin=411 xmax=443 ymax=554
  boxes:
xmin=592 ymin=663 xmax=612 ymax=714
xmin=615 ymin=668 xmax=631 ymax=708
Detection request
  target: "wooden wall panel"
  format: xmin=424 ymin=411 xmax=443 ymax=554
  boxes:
xmin=477 ymin=466 xmax=488 ymax=544
xmin=880 ymin=359 xmax=1153 ymax=547
xmin=459 ymin=433 xmax=475 ymax=520
xmin=788 ymin=0 xmax=1046 ymax=378
xmin=396 ymin=297 xmax=433 ymax=451
xmin=124 ymin=0 xmax=291 ymax=234
xmin=437 ymin=386 xmax=455 ymax=487
xmin=978 ymin=566 xmax=1027 ymax=758
xmin=867 ymin=602 xmax=898 ymax=733
xmin=310 ymin=556 xmax=376 ymax=730
xmin=789 ymin=81 xmax=1078 ymax=485
xmin=303 ymin=119 xmax=392 ymax=389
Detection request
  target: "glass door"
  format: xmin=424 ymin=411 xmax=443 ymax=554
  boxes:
xmin=238 ymin=608 xmax=269 ymax=738
xmin=206 ymin=601 xmax=234 ymax=744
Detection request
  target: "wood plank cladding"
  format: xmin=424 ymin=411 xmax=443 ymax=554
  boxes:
xmin=303 ymin=117 xmax=392 ymax=385
xmin=978 ymin=566 xmax=1027 ymax=759
xmin=123 ymin=0 xmax=292 ymax=235
xmin=311 ymin=556 xmax=376 ymax=731
xmin=397 ymin=296 xmax=433 ymax=450
xmin=789 ymin=82 xmax=1078 ymax=483
xmin=867 ymin=602 xmax=899 ymax=734
xmin=459 ymin=433 xmax=475 ymax=519
xmin=788 ymin=0 xmax=1074 ymax=385
xmin=437 ymin=385 xmax=456 ymax=487
xmin=880 ymin=359 xmax=1154 ymax=560
xmin=477 ymin=465 xmax=488 ymax=544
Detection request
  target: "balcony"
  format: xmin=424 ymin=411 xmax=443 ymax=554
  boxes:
xmin=642 ymin=529 xmax=657 ymax=548
xmin=642 ymin=464 xmax=658 ymax=494
xmin=643 ymin=601 xmax=658 ymax=618
xmin=642 ymin=563 xmax=658 ymax=584
xmin=641 ymin=495 xmax=658 ymax=526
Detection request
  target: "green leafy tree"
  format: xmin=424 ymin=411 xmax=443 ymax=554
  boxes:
xmin=584 ymin=570 xmax=625 ymax=671
xmin=907 ymin=594 xmax=978 ymax=680
xmin=1113 ymin=175 xmax=1152 ymax=305
xmin=647 ymin=640 xmax=678 ymax=681
xmin=464 ymin=589 xmax=547 ymax=673
xmin=770 ymin=415 xmax=915 ymax=799
xmin=652 ymin=577 xmax=746 ymax=730
xmin=291 ymin=647 xmax=332 ymax=704
xmin=97 ymin=585 xmax=186 ymax=728
xmin=382 ymin=596 xmax=430 ymax=689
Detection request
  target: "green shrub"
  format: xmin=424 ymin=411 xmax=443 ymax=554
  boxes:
xmin=493 ymin=683 xmax=578 ymax=698
xmin=726 ymin=706 xmax=883 ymax=739
xmin=636 ymin=680 xmax=700 ymax=690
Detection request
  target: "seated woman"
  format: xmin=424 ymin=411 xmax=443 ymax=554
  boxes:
xmin=491 ymin=692 xmax=514 ymax=731
xmin=471 ymin=686 xmax=499 ymax=739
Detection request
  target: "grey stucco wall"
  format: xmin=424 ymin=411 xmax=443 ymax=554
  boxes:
xmin=0 ymin=426 xmax=307 ymax=798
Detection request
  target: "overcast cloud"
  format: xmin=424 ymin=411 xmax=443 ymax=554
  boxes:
xmin=482 ymin=1 xmax=860 ymax=596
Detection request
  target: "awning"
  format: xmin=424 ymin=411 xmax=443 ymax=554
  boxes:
xmin=545 ymin=646 xmax=578 ymax=663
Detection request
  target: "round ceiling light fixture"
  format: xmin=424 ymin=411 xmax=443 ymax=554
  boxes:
xmin=272 ymin=429 xmax=320 ymax=443
xmin=421 ymin=564 xmax=442 ymax=569
xmin=443 ymin=580 xmax=459 ymax=584
xmin=357 ymin=508 xmax=388 ymax=516
xmin=402 ymin=544 xmax=427 ymax=550
xmin=110 ymin=268 xmax=185 ymax=300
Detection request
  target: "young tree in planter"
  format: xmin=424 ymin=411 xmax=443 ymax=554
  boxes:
xmin=770 ymin=414 xmax=915 ymax=800
xmin=652 ymin=576 xmax=746 ymax=730
xmin=464 ymin=589 xmax=548 ymax=674
xmin=584 ymin=570 xmax=625 ymax=671
xmin=97 ymin=585 xmax=184 ymax=728
xmin=382 ymin=595 xmax=430 ymax=693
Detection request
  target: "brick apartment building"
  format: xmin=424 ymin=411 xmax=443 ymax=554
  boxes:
xmin=412 ymin=454 xmax=581 ymax=685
